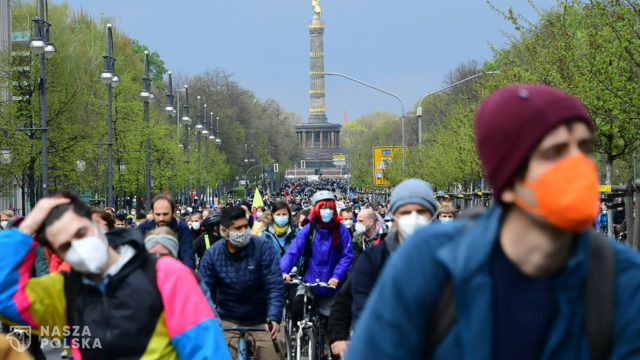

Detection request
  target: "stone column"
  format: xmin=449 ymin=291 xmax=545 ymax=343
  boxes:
xmin=308 ymin=15 xmax=328 ymax=124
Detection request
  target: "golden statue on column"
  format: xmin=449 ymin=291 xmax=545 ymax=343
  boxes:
xmin=312 ymin=0 xmax=322 ymax=15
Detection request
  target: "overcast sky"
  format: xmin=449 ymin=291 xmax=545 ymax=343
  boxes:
xmin=52 ymin=0 xmax=557 ymax=124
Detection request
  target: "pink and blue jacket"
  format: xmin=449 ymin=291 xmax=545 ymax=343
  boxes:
xmin=0 ymin=227 xmax=230 ymax=359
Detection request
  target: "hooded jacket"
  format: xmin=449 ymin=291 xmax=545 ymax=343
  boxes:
xmin=346 ymin=205 xmax=640 ymax=359
xmin=0 ymin=227 xmax=230 ymax=360
xmin=280 ymin=222 xmax=353 ymax=297
xmin=263 ymin=224 xmax=299 ymax=258
xmin=199 ymin=235 xmax=285 ymax=325
xmin=137 ymin=217 xmax=195 ymax=269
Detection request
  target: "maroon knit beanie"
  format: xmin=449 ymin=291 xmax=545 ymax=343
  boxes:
xmin=475 ymin=84 xmax=593 ymax=203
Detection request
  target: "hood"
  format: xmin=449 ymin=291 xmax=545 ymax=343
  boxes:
xmin=103 ymin=227 xmax=150 ymax=283
xmin=368 ymin=213 xmax=385 ymax=238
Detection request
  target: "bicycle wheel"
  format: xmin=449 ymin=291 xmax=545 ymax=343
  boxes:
xmin=306 ymin=328 xmax=316 ymax=360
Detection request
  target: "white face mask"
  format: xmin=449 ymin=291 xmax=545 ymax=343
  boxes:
xmin=342 ymin=219 xmax=353 ymax=229
xmin=0 ymin=221 xmax=8 ymax=229
xmin=256 ymin=212 xmax=264 ymax=219
xmin=64 ymin=225 xmax=109 ymax=274
xmin=225 ymin=228 xmax=252 ymax=248
xmin=191 ymin=221 xmax=201 ymax=230
xmin=354 ymin=223 xmax=367 ymax=234
xmin=396 ymin=211 xmax=431 ymax=239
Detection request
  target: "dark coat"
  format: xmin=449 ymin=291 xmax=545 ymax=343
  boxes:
xmin=350 ymin=231 xmax=397 ymax=324
xmin=328 ymin=276 xmax=352 ymax=344
xmin=199 ymin=235 xmax=285 ymax=324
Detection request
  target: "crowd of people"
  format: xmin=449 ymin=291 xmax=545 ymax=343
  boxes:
xmin=0 ymin=84 xmax=639 ymax=359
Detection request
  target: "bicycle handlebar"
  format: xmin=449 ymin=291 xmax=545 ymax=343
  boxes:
xmin=288 ymin=277 xmax=336 ymax=289
xmin=222 ymin=326 xmax=266 ymax=332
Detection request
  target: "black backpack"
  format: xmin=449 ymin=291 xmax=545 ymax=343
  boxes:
xmin=425 ymin=230 xmax=614 ymax=360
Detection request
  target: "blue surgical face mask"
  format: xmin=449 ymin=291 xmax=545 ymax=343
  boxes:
xmin=274 ymin=216 xmax=289 ymax=227
xmin=320 ymin=209 xmax=334 ymax=223
xmin=440 ymin=217 xmax=454 ymax=224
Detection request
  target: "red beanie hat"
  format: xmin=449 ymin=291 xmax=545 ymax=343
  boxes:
xmin=475 ymin=84 xmax=593 ymax=202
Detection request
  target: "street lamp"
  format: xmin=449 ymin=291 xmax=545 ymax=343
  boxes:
xmin=182 ymin=86 xmax=192 ymax=204
xmin=203 ymin=107 xmax=209 ymax=204
xmin=165 ymin=71 xmax=175 ymax=112
xmin=324 ymin=72 xmax=406 ymax=175
xmin=140 ymin=50 xmax=153 ymax=210
xmin=195 ymin=96 xmax=202 ymax=202
xmin=208 ymin=113 xmax=215 ymax=140
xmin=216 ymin=116 xmax=221 ymax=146
xmin=416 ymin=71 xmax=500 ymax=146
xmin=29 ymin=0 xmax=55 ymax=198
xmin=165 ymin=71 xmax=175 ymax=197
xmin=100 ymin=23 xmax=119 ymax=208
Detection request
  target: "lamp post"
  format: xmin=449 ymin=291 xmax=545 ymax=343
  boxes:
xmin=324 ymin=72 xmax=406 ymax=175
xmin=416 ymin=71 xmax=499 ymax=146
xmin=208 ymin=112 xmax=216 ymax=203
xmin=99 ymin=23 xmax=119 ymax=208
xmin=139 ymin=51 xmax=153 ymax=211
xmin=182 ymin=86 xmax=192 ymax=204
xmin=244 ymin=144 xmax=249 ymax=199
xmin=30 ymin=0 xmax=56 ymax=198
xmin=202 ymin=107 xmax=209 ymax=205
xmin=165 ymin=71 xmax=175 ymax=197
xmin=195 ymin=96 xmax=203 ymax=203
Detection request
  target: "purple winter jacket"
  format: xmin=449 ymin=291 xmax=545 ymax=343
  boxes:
xmin=280 ymin=222 xmax=353 ymax=296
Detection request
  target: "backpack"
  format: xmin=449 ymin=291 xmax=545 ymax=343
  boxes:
xmin=425 ymin=230 xmax=614 ymax=360
xmin=299 ymin=223 xmax=317 ymax=278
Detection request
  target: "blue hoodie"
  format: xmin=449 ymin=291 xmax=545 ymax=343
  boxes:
xmin=347 ymin=205 xmax=640 ymax=359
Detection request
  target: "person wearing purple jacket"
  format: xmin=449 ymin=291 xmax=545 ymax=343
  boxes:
xmin=281 ymin=190 xmax=353 ymax=316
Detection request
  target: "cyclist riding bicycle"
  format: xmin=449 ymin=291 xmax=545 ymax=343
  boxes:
xmin=199 ymin=206 xmax=285 ymax=360
xmin=281 ymin=190 xmax=353 ymax=319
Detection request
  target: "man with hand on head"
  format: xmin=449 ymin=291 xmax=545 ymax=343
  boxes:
xmin=0 ymin=192 xmax=230 ymax=359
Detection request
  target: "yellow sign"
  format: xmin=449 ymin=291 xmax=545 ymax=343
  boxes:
xmin=599 ymin=185 xmax=612 ymax=193
xmin=373 ymin=147 xmax=401 ymax=186
xmin=332 ymin=154 xmax=346 ymax=160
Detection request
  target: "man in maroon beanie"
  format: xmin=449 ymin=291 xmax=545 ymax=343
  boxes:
xmin=345 ymin=84 xmax=640 ymax=360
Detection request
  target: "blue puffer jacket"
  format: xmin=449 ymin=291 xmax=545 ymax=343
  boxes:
xmin=280 ymin=222 xmax=353 ymax=297
xmin=346 ymin=205 xmax=640 ymax=359
xmin=137 ymin=217 xmax=195 ymax=269
xmin=199 ymin=235 xmax=285 ymax=325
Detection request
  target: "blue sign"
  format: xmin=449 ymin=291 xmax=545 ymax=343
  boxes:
xmin=381 ymin=149 xmax=392 ymax=155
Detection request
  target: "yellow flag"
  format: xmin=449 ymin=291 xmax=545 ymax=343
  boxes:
xmin=253 ymin=188 xmax=264 ymax=209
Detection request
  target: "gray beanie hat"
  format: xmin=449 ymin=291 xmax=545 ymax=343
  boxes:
xmin=389 ymin=178 xmax=437 ymax=216
xmin=144 ymin=234 xmax=179 ymax=258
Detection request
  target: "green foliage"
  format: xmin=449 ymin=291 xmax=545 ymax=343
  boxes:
xmin=355 ymin=0 xmax=640 ymax=191
xmin=3 ymin=1 xmax=295 ymax=206
xmin=341 ymin=111 xmax=400 ymax=188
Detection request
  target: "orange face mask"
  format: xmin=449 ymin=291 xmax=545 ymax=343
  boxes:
xmin=513 ymin=152 xmax=599 ymax=233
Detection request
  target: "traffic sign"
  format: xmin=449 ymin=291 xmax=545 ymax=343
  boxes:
xmin=599 ymin=184 xmax=612 ymax=193
xmin=373 ymin=146 xmax=401 ymax=186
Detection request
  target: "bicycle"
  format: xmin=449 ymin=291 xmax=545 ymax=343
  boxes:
xmin=285 ymin=277 xmax=336 ymax=360
xmin=223 ymin=320 xmax=280 ymax=360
